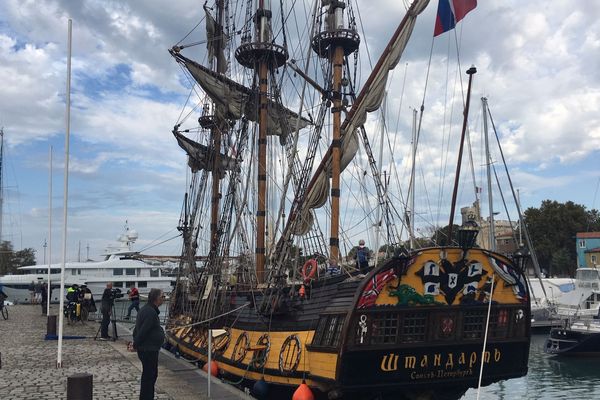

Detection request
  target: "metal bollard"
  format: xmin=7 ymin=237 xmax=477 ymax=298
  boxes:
xmin=66 ymin=373 xmax=93 ymax=400
xmin=47 ymin=315 xmax=57 ymax=336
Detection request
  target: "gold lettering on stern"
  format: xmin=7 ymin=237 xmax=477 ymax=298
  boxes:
xmin=404 ymin=356 xmax=417 ymax=369
xmin=379 ymin=348 xmax=503 ymax=377
xmin=381 ymin=353 xmax=399 ymax=372
xmin=495 ymin=348 xmax=501 ymax=362
xmin=469 ymin=352 xmax=477 ymax=368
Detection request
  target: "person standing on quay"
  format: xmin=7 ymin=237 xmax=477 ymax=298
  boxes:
xmin=133 ymin=288 xmax=165 ymax=400
xmin=125 ymin=286 xmax=140 ymax=320
xmin=99 ymin=282 xmax=114 ymax=340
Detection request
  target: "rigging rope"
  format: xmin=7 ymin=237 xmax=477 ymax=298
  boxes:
xmin=165 ymin=302 xmax=251 ymax=331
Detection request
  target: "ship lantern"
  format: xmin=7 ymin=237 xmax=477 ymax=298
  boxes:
xmin=292 ymin=380 xmax=314 ymax=400
xmin=457 ymin=220 xmax=479 ymax=252
xmin=512 ymin=247 xmax=530 ymax=273
xmin=202 ymin=360 xmax=219 ymax=377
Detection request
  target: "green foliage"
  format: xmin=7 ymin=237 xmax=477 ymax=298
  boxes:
xmin=0 ymin=240 xmax=36 ymax=275
xmin=430 ymin=224 xmax=461 ymax=246
xmin=524 ymin=200 xmax=600 ymax=277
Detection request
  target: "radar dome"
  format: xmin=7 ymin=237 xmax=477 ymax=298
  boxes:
xmin=127 ymin=230 xmax=139 ymax=240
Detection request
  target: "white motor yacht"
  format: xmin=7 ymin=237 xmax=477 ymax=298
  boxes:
xmin=0 ymin=228 xmax=175 ymax=303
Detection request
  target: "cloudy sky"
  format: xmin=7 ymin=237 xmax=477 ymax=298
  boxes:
xmin=0 ymin=0 xmax=598 ymax=263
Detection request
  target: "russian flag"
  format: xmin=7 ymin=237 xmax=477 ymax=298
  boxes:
xmin=434 ymin=0 xmax=477 ymax=37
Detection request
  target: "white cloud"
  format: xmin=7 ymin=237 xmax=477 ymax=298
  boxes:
xmin=0 ymin=0 xmax=599 ymax=260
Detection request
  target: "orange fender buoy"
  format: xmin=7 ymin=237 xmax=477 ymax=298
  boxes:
xmin=292 ymin=380 xmax=314 ymax=400
xmin=298 ymin=284 xmax=306 ymax=298
xmin=302 ymin=259 xmax=318 ymax=281
xmin=202 ymin=360 xmax=219 ymax=377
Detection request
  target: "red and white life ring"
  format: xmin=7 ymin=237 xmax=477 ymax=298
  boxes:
xmin=302 ymin=259 xmax=318 ymax=281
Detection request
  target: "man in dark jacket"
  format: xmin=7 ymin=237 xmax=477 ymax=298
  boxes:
xmin=99 ymin=282 xmax=114 ymax=340
xmin=133 ymin=288 xmax=165 ymax=400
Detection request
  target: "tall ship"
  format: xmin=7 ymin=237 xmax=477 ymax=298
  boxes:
xmin=165 ymin=1 xmax=531 ymax=399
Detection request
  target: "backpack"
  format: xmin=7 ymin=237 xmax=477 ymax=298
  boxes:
xmin=357 ymin=248 xmax=368 ymax=263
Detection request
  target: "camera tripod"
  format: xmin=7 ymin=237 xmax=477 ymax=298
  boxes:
xmin=94 ymin=303 xmax=118 ymax=341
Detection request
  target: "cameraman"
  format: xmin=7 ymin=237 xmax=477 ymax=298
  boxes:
xmin=99 ymin=282 xmax=114 ymax=340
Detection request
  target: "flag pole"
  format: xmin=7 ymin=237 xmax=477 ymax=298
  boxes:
xmin=46 ymin=145 xmax=52 ymax=316
xmin=57 ymin=18 xmax=72 ymax=368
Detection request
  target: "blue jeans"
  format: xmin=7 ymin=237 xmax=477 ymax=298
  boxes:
xmin=127 ymin=299 xmax=140 ymax=317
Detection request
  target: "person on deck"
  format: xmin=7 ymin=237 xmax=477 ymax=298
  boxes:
xmin=125 ymin=286 xmax=140 ymax=320
xmin=133 ymin=288 xmax=165 ymax=400
xmin=355 ymin=239 xmax=371 ymax=274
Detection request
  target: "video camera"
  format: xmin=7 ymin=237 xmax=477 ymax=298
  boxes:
xmin=109 ymin=287 xmax=124 ymax=300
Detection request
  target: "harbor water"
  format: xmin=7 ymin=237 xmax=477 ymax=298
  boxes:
xmin=462 ymin=334 xmax=600 ymax=399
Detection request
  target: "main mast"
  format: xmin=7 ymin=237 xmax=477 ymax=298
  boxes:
xmin=236 ymin=0 xmax=287 ymax=283
xmin=312 ymin=1 xmax=359 ymax=262
xmin=209 ymin=0 xmax=227 ymax=251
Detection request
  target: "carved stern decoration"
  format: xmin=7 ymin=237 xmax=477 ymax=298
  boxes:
xmin=341 ymin=247 xmax=530 ymax=396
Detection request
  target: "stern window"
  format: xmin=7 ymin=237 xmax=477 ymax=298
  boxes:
xmin=463 ymin=310 xmax=486 ymax=339
xmin=312 ymin=314 xmax=345 ymax=347
xmin=400 ymin=312 xmax=427 ymax=343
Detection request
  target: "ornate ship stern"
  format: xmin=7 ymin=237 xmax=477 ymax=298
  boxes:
xmin=327 ymin=247 xmax=530 ymax=399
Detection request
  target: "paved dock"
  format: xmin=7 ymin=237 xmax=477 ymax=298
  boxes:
xmin=0 ymin=304 xmax=251 ymax=400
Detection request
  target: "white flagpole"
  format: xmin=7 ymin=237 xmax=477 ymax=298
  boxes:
xmin=47 ymin=146 xmax=52 ymax=316
xmin=57 ymin=18 xmax=72 ymax=368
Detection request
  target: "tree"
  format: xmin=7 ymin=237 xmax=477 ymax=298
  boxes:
xmin=524 ymin=200 xmax=600 ymax=277
xmin=0 ymin=240 xmax=37 ymax=275
xmin=430 ymin=224 xmax=461 ymax=246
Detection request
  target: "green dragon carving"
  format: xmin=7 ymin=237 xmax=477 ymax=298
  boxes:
xmin=388 ymin=284 xmax=444 ymax=306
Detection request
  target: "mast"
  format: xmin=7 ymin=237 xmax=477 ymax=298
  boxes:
xmin=312 ymin=1 xmax=360 ymax=261
xmin=236 ymin=0 xmax=288 ymax=283
xmin=447 ymin=66 xmax=476 ymax=242
xmin=374 ymin=94 xmax=387 ymax=266
xmin=482 ymin=97 xmax=495 ymax=251
xmin=409 ymin=108 xmax=417 ymax=249
xmin=209 ymin=0 xmax=226 ymax=251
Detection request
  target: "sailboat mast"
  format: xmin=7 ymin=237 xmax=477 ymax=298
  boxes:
xmin=447 ymin=66 xmax=477 ymax=242
xmin=482 ymin=97 xmax=495 ymax=251
xmin=209 ymin=0 xmax=226 ymax=250
xmin=409 ymin=108 xmax=417 ymax=249
xmin=311 ymin=1 xmax=360 ymax=261
xmin=256 ymin=59 xmax=268 ymax=282
xmin=235 ymin=0 xmax=288 ymax=283
xmin=330 ymin=45 xmax=344 ymax=261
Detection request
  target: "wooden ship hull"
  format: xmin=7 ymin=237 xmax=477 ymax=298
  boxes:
xmin=166 ymin=247 xmax=530 ymax=399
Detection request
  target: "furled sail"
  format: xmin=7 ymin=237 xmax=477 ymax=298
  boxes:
xmin=170 ymin=51 xmax=311 ymax=142
xmin=174 ymin=131 xmax=237 ymax=175
xmin=292 ymin=0 xmax=430 ymax=235
xmin=204 ymin=5 xmax=227 ymax=72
